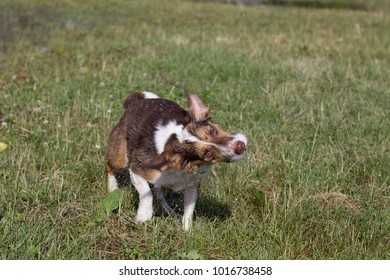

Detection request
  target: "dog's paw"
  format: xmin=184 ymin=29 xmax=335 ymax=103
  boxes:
xmin=135 ymin=210 xmax=153 ymax=224
xmin=182 ymin=216 xmax=193 ymax=231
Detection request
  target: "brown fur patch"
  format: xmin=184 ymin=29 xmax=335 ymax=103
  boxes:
xmin=130 ymin=163 xmax=161 ymax=182
xmin=106 ymin=141 xmax=128 ymax=170
xmin=106 ymin=164 xmax=114 ymax=176
xmin=187 ymin=120 xmax=234 ymax=146
xmin=142 ymin=135 xmax=225 ymax=174
xmin=186 ymin=92 xmax=234 ymax=146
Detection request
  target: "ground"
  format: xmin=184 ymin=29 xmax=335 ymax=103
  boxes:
xmin=0 ymin=0 xmax=389 ymax=259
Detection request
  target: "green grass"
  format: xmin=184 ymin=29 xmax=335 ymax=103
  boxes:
xmin=0 ymin=0 xmax=389 ymax=259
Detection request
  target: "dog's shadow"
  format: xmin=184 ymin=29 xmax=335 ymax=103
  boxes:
xmin=115 ymin=171 xmax=231 ymax=222
xmin=158 ymin=189 xmax=232 ymax=222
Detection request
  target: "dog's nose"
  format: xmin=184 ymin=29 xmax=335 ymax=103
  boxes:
xmin=234 ymin=140 xmax=246 ymax=155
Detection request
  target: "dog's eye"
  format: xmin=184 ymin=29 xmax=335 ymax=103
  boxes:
xmin=200 ymin=117 xmax=212 ymax=126
xmin=204 ymin=146 xmax=215 ymax=160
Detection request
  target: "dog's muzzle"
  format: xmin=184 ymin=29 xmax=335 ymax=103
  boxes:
xmin=234 ymin=140 xmax=246 ymax=155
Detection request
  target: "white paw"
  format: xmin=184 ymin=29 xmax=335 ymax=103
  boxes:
xmin=135 ymin=210 xmax=153 ymax=224
xmin=182 ymin=216 xmax=193 ymax=231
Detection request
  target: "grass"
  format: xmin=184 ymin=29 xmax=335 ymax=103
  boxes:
xmin=0 ymin=0 xmax=389 ymax=259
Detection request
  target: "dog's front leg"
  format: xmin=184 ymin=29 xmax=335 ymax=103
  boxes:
xmin=154 ymin=187 xmax=176 ymax=215
xmin=129 ymin=170 xmax=154 ymax=224
xmin=182 ymin=183 xmax=199 ymax=231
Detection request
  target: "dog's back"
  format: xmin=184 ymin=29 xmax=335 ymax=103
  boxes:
xmin=106 ymin=93 xmax=197 ymax=174
xmin=123 ymin=93 xmax=190 ymax=164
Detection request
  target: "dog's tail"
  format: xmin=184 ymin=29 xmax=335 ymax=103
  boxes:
xmin=123 ymin=92 xmax=160 ymax=109
xmin=123 ymin=93 xmax=145 ymax=109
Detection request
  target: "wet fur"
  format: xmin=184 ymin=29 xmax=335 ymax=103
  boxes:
xmin=105 ymin=92 xmax=247 ymax=230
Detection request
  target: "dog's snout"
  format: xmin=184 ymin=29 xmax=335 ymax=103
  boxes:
xmin=234 ymin=140 xmax=246 ymax=155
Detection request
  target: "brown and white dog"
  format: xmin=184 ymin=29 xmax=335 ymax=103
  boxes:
xmin=106 ymin=92 xmax=247 ymax=230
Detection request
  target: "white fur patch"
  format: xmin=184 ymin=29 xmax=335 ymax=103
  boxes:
xmin=182 ymin=185 xmax=198 ymax=231
xmin=220 ymin=132 xmax=248 ymax=162
xmin=107 ymin=174 xmax=118 ymax=192
xmin=154 ymin=120 xmax=199 ymax=154
xmin=142 ymin=91 xmax=160 ymax=99
xmin=154 ymin=121 xmax=183 ymax=154
xmin=232 ymin=133 xmax=248 ymax=145
xmin=130 ymin=170 xmax=154 ymax=223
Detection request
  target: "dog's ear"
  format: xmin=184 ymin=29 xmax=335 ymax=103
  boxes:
xmin=187 ymin=93 xmax=210 ymax=122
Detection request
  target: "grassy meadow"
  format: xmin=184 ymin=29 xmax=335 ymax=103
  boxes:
xmin=0 ymin=0 xmax=389 ymax=259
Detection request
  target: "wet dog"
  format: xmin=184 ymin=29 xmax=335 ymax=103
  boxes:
xmin=106 ymin=92 xmax=247 ymax=230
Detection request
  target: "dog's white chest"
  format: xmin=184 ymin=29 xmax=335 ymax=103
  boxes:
xmin=151 ymin=166 xmax=212 ymax=191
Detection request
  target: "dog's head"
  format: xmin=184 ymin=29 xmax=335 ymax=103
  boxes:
xmin=186 ymin=93 xmax=248 ymax=163
xmin=143 ymin=133 xmax=224 ymax=173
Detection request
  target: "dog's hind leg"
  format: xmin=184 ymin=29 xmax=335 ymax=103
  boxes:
xmin=105 ymin=124 xmax=129 ymax=192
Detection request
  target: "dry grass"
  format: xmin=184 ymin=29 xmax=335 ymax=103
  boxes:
xmin=312 ymin=191 xmax=361 ymax=213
